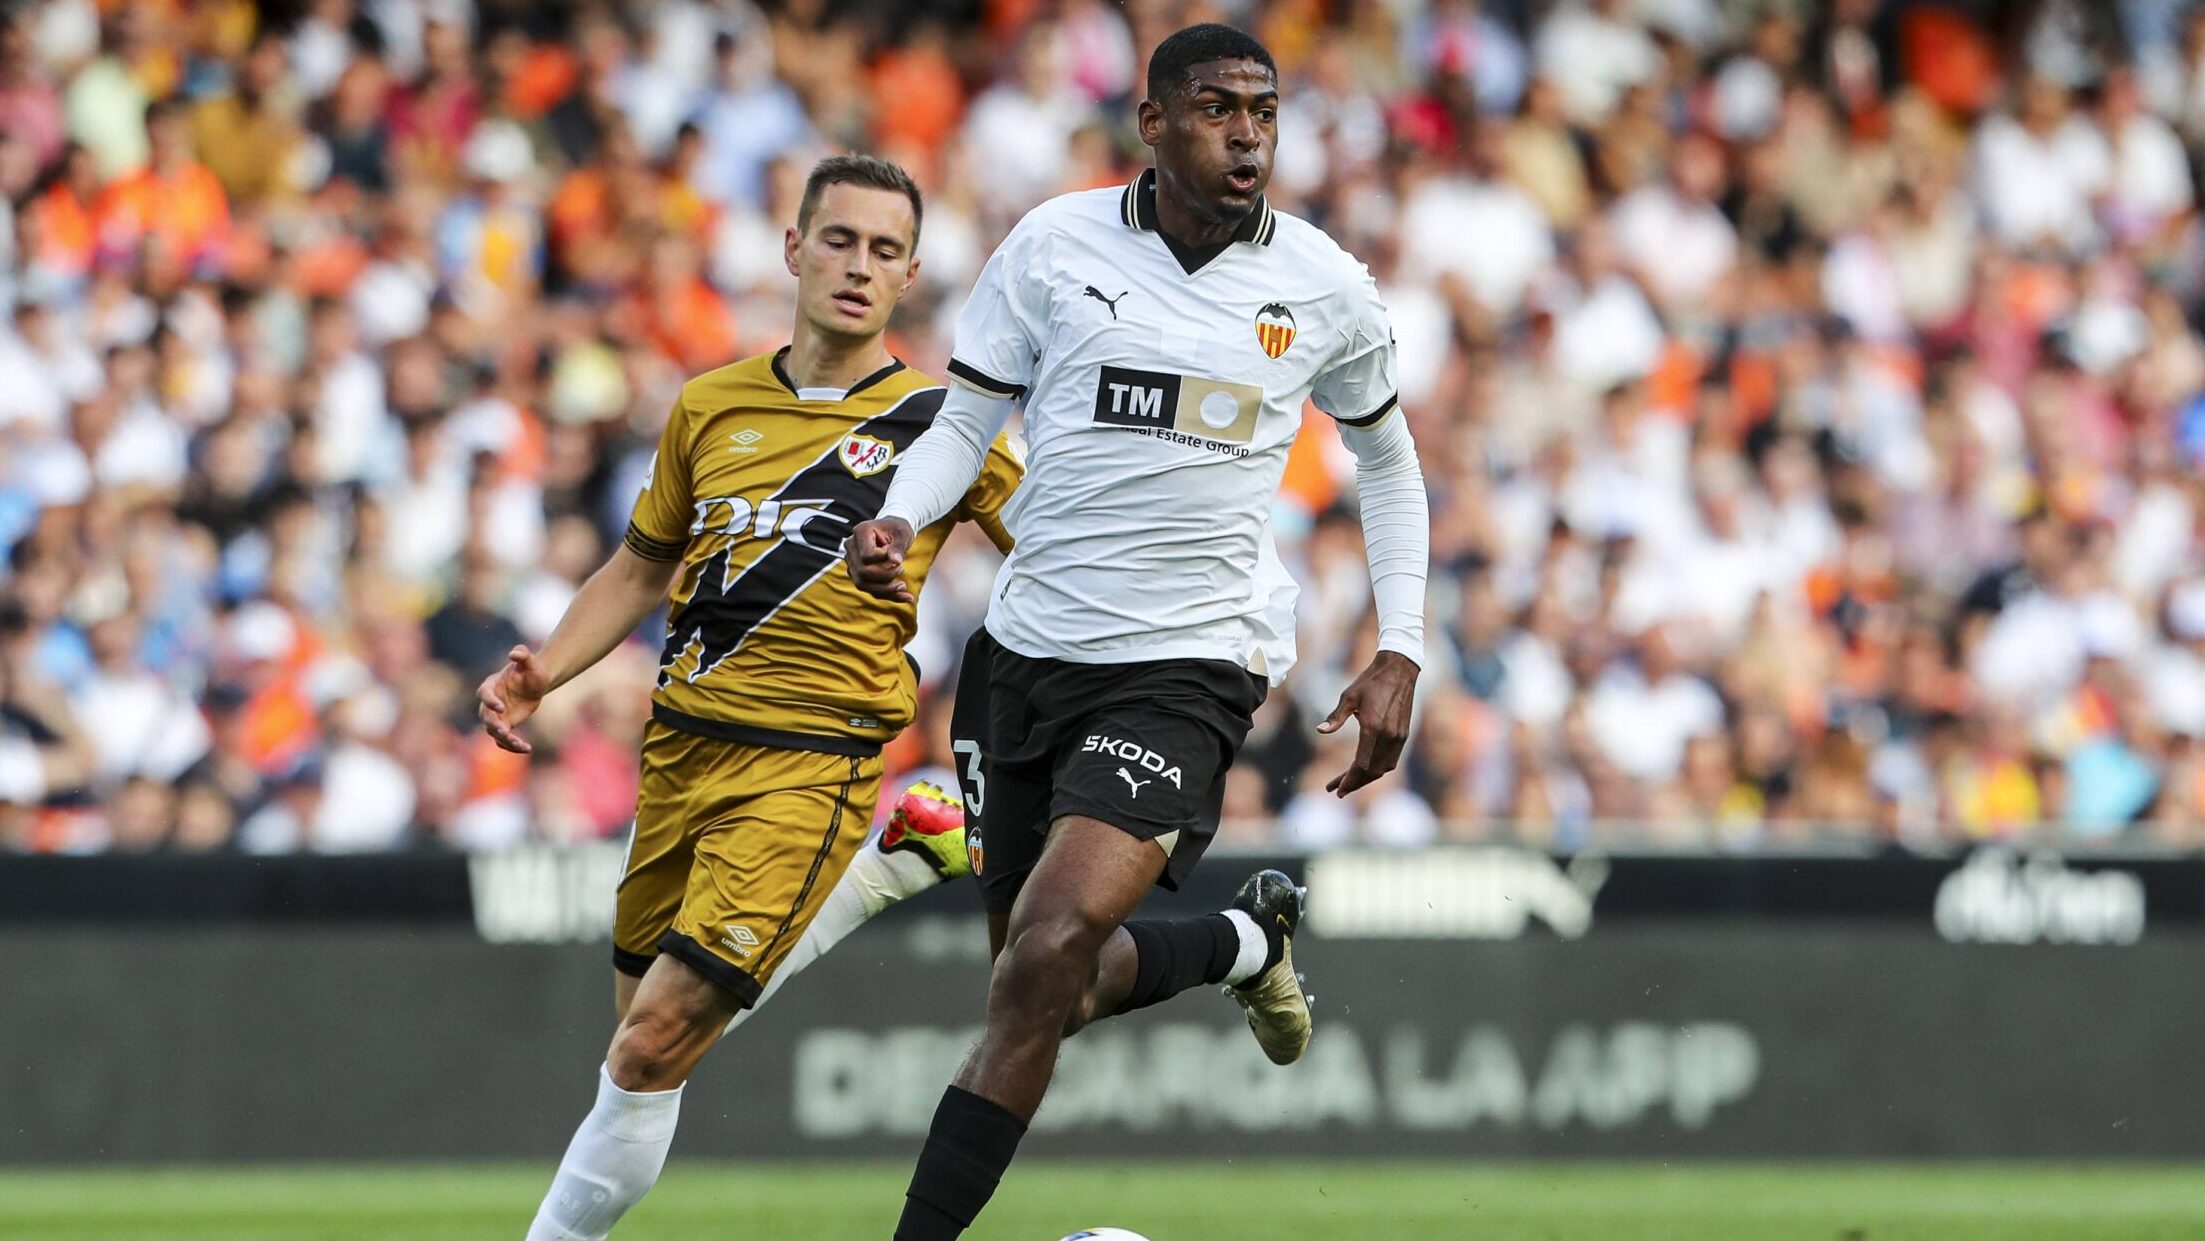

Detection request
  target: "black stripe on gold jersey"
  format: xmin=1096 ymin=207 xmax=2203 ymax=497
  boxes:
xmin=657 ymin=385 xmax=948 ymax=693
xmin=648 ymin=704 xmax=881 ymax=756
xmin=770 ymin=347 xmax=905 ymax=399
xmin=624 ymin=523 xmax=687 ymax=562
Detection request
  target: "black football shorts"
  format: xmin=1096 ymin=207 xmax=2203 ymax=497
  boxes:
xmin=949 ymin=627 xmax=1266 ymax=915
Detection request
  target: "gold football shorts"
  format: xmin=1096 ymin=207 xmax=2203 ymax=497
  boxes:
xmin=613 ymin=720 xmax=882 ymax=1006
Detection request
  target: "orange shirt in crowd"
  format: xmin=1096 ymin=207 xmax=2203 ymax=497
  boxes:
xmin=94 ymin=160 xmax=231 ymax=270
xmin=504 ymin=43 xmax=577 ymax=119
xmin=627 ymin=277 xmax=738 ymax=373
xmin=549 ymin=169 xmax=716 ymax=260
xmin=869 ymin=44 xmax=964 ymax=152
xmin=1278 ymin=407 xmax=1343 ymax=516
xmin=27 ymin=182 xmax=96 ymax=278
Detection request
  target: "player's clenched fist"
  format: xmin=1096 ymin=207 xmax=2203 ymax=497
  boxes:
xmin=477 ymin=644 xmax=552 ymax=754
xmin=844 ymin=516 xmax=917 ymax=603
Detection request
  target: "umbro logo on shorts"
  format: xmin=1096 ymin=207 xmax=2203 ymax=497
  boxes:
xmin=721 ymin=924 xmax=760 ymax=957
xmin=1083 ymin=734 xmax=1183 ymax=788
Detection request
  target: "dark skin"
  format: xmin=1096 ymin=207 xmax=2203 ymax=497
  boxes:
xmin=1141 ymin=59 xmax=1276 ymax=248
xmin=852 ymin=63 xmax=1420 ymax=1148
xmin=848 ymin=55 xmax=1418 ymax=795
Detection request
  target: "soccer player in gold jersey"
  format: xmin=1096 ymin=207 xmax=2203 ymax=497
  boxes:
xmin=476 ymin=155 xmax=1021 ymax=1241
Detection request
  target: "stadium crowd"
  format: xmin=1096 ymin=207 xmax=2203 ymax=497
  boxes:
xmin=2 ymin=0 xmax=2204 ymax=854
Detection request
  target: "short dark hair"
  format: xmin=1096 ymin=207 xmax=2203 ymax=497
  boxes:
xmin=1145 ymin=23 xmax=1276 ymax=103
xmin=797 ymin=155 xmax=923 ymax=245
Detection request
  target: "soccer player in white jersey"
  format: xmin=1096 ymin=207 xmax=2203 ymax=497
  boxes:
xmin=844 ymin=24 xmax=1429 ymax=1241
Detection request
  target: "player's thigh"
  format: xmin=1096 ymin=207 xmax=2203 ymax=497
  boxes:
xmin=1046 ymin=660 xmax=1266 ymax=890
xmin=612 ymin=720 xmax=707 ymax=978
xmin=666 ymin=745 xmax=883 ymax=1008
xmin=1001 ymin=814 xmax=1169 ymax=952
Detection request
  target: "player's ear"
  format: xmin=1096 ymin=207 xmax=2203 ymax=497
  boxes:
xmin=901 ymin=253 xmax=921 ymax=298
xmin=1136 ymin=97 xmax=1165 ymax=148
xmin=783 ymin=225 xmax=801 ymax=278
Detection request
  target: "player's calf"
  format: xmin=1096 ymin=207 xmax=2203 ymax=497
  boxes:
xmin=526 ymin=956 xmax=738 ymax=1241
xmin=896 ymin=818 xmax=1160 ymax=1241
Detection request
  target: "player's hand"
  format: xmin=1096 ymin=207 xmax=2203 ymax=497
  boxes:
xmin=1317 ymin=650 xmax=1419 ymax=797
xmin=477 ymin=645 xmax=552 ymax=754
xmin=845 ymin=517 xmax=917 ymax=603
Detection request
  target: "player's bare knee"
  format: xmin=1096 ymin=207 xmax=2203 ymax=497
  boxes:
xmin=999 ymin=913 xmax=1107 ymax=1011
xmin=1058 ymin=945 xmax=1109 ymax=1036
xmin=607 ymin=1001 xmax=714 ymax=1091
xmin=1061 ymin=988 xmax=1104 ymax=1037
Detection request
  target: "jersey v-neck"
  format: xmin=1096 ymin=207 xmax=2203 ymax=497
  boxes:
xmin=1122 ymin=167 xmax=1276 ymax=276
xmin=770 ymin=347 xmax=905 ymax=402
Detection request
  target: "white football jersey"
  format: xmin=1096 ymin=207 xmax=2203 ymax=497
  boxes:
xmin=950 ymin=170 xmax=1398 ymax=673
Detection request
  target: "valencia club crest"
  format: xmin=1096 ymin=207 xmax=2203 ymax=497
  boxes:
xmin=1254 ymin=302 xmax=1296 ymax=359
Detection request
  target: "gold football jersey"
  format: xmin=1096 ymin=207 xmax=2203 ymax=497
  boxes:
xmin=624 ymin=350 xmax=1020 ymax=753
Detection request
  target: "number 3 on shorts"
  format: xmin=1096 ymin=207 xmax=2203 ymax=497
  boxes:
xmin=952 ymin=739 xmax=985 ymax=817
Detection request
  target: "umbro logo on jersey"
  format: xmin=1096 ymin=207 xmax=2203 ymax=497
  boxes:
xmin=1092 ymin=365 xmax=1262 ymax=451
xmin=729 ymin=428 xmax=765 ymax=454
xmin=1255 ymin=302 xmax=1297 ymax=359
xmin=1082 ymin=285 xmax=1128 ymax=319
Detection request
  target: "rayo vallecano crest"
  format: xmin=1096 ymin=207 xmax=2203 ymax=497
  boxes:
xmin=838 ymin=433 xmax=893 ymax=477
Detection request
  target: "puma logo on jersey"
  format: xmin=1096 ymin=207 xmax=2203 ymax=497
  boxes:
xmin=1117 ymin=768 xmax=1150 ymax=798
xmin=1083 ymin=734 xmax=1183 ymax=787
xmin=1083 ymin=286 xmax=1127 ymax=319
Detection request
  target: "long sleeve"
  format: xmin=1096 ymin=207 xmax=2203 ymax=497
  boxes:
xmin=1339 ymin=411 xmax=1429 ymax=665
xmin=878 ymin=383 xmax=1013 ymax=530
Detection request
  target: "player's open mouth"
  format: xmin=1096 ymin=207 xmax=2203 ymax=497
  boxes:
xmin=1225 ymin=166 xmax=1259 ymax=194
xmin=832 ymin=290 xmax=871 ymax=314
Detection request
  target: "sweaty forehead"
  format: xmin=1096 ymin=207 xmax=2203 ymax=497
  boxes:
xmin=1177 ymin=58 xmax=1278 ymax=99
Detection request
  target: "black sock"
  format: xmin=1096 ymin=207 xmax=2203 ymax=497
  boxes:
xmin=895 ymin=1085 xmax=1028 ymax=1241
xmin=1114 ymin=913 xmax=1240 ymax=1014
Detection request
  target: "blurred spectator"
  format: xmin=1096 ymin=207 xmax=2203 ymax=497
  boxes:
xmin=93 ymin=98 xmax=230 ymax=280
xmin=4 ymin=0 xmax=2205 ymax=856
xmin=189 ymin=30 xmax=303 ymax=208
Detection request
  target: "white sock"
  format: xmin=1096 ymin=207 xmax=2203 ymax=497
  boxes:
xmin=846 ymin=833 xmax=949 ymax=913
xmin=525 ymin=1065 xmax=683 ymax=1241
xmin=724 ymin=836 xmax=945 ymax=1033
xmin=1219 ymin=908 xmax=1271 ymax=986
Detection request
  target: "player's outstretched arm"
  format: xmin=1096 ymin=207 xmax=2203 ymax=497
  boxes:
xmin=1319 ymin=411 xmax=1430 ymax=795
xmin=476 ymin=544 xmax=680 ymax=753
xmin=846 ymin=383 xmax=1014 ymax=601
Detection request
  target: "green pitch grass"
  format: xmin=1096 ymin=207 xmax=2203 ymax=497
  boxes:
xmin=4 ymin=1162 xmax=2204 ymax=1241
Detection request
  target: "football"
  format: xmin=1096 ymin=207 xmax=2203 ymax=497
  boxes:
xmin=1059 ymin=1231 xmax=1155 ymax=1241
